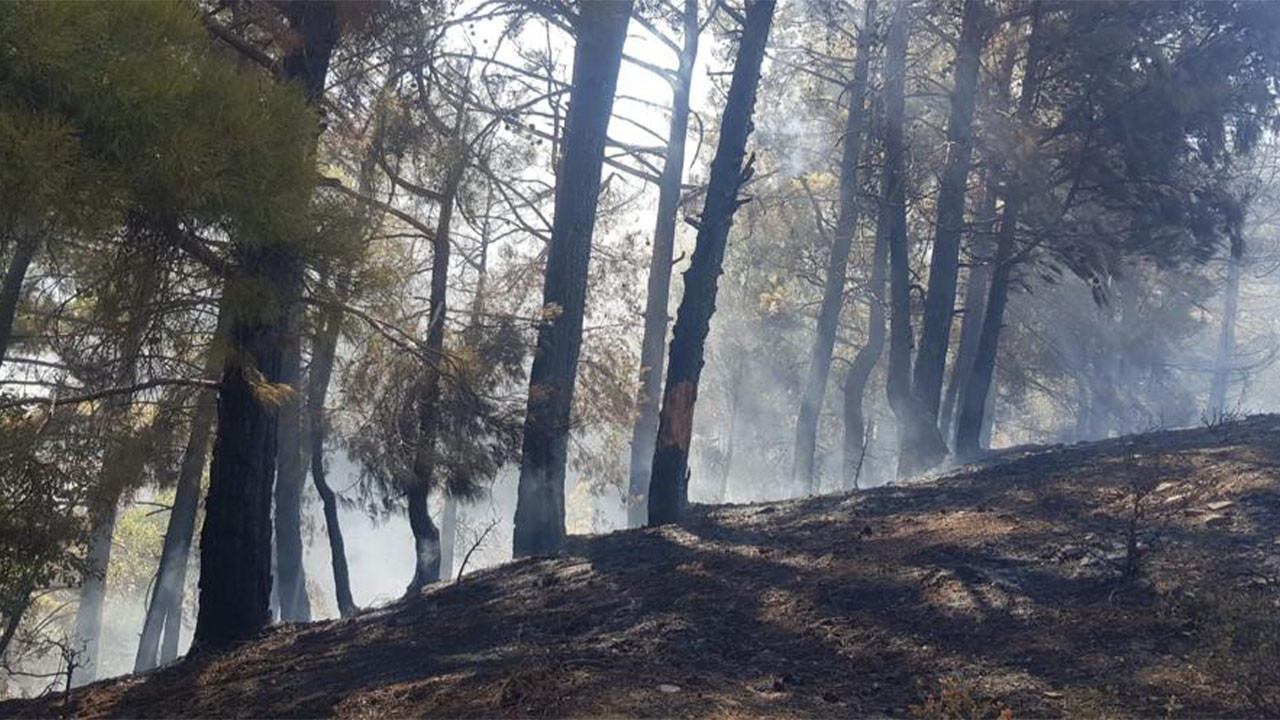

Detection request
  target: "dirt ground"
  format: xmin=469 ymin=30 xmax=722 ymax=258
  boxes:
xmin=4 ymin=416 xmax=1280 ymax=719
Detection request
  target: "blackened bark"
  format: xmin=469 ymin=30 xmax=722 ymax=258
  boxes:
xmin=194 ymin=0 xmax=337 ymax=647
xmin=648 ymin=0 xmax=775 ymax=526
xmin=793 ymin=0 xmax=877 ymax=495
xmin=195 ymin=258 xmax=292 ymax=647
xmin=306 ymin=300 xmax=356 ymax=616
xmin=627 ymin=0 xmax=700 ymax=529
xmin=940 ymin=173 xmax=998 ymax=440
xmin=135 ymin=303 xmax=230 ymax=672
xmin=883 ymin=0 xmax=912 ymax=419
xmin=513 ymin=0 xmax=632 ymax=556
xmin=0 ymin=233 xmax=36 ymax=370
xmin=1209 ymin=238 xmax=1243 ymax=415
xmin=406 ymin=486 xmax=440 ymax=591
xmin=940 ymin=41 xmax=1016 ymax=439
xmin=954 ymin=213 xmax=1013 ymax=458
xmin=900 ymin=0 xmax=986 ymax=477
xmin=954 ymin=3 xmax=1044 ymax=459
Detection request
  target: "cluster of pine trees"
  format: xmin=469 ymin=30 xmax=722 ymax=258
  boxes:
xmin=2 ymin=0 xmax=1279 ymax=693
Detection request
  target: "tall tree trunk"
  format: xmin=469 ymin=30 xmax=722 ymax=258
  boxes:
xmin=939 ymin=40 xmax=1016 ymax=439
xmin=954 ymin=3 xmax=1044 ymax=460
xmin=883 ymin=0 xmax=913 ymax=422
xmin=72 ymin=248 xmax=157 ymax=685
xmin=270 ymin=0 xmax=348 ymax=627
xmin=0 ymin=233 xmax=36 ymax=370
xmin=134 ymin=303 xmax=231 ymax=672
xmin=437 ymin=191 xmax=494 ymax=580
xmin=883 ymin=0 xmax=912 ymax=415
xmin=273 ymin=302 xmax=310 ymax=623
xmin=793 ymin=0 xmax=877 ymax=496
xmin=954 ymin=220 xmax=1013 ymax=459
xmin=939 ymin=174 xmax=998 ymax=439
xmin=648 ymin=0 xmax=775 ymax=526
xmin=194 ymin=0 xmax=337 ymax=648
xmin=842 ymin=200 xmax=889 ymax=489
xmin=900 ymin=0 xmax=987 ymax=478
xmin=512 ymin=0 xmax=633 ymax=557
xmin=1209 ymin=238 xmax=1243 ymax=416
xmin=70 ymin=492 xmax=121 ymax=686
xmin=627 ymin=0 xmax=700 ymax=529
xmin=406 ymin=154 xmax=464 ymax=594
xmin=195 ymin=259 xmax=293 ymax=646
xmin=306 ymin=298 xmax=356 ymax=616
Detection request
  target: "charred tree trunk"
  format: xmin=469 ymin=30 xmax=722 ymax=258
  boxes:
xmin=648 ymin=0 xmax=775 ymax=526
xmin=194 ymin=0 xmax=337 ymax=648
xmin=900 ymin=0 xmax=987 ymax=478
xmin=954 ymin=218 xmax=1013 ymax=459
xmin=954 ymin=3 xmax=1044 ymax=460
xmin=793 ymin=0 xmax=877 ymax=495
xmin=940 ymin=40 xmax=1016 ymax=439
xmin=627 ymin=0 xmax=700 ymax=529
xmin=883 ymin=0 xmax=912 ymax=421
xmin=195 ymin=258 xmax=294 ymax=646
xmin=134 ymin=303 xmax=231 ymax=672
xmin=0 ymin=233 xmax=36 ymax=370
xmin=306 ymin=298 xmax=356 ymax=616
xmin=939 ymin=174 xmax=998 ymax=439
xmin=512 ymin=1 xmax=632 ymax=556
xmin=1209 ymin=238 xmax=1243 ymax=416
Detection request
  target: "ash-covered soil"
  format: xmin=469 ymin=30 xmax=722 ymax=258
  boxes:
xmin=5 ymin=416 xmax=1280 ymax=718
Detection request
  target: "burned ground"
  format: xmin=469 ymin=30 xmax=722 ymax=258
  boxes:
xmin=5 ymin=416 xmax=1280 ymax=718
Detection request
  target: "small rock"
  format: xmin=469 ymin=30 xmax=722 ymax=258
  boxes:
xmin=658 ymin=684 xmax=681 ymax=694
xmin=1043 ymin=691 xmax=1064 ymax=699
xmin=1207 ymin=500 xmax=1235 ymax=511
xmin=1155 ymin=481 xmax=1179 ymax=493
xmin=1163 ymin=493 xmax=1187 ymax=505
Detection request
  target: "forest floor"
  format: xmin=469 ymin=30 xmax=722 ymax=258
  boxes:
xmin=5 ymin=416 xmax=1280 ymax=719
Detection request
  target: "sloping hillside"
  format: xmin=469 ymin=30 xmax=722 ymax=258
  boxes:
xmin=5 ymin=417 xmax=1280 ymax=719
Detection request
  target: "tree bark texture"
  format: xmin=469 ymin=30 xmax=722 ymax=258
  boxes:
xmin=900 ymin=0 xmax=987 ymax=477
xmin=648 ymin=0 xmax=775 ymax=526
xmin=513 ymin=0 xmax=633 ymax=556
xmin=793 ymin=0 xmax=877 ymax=495
xmin=194 ymin=0 xmax=338 ymax=647
xmin=627 ymin=0 xmax=700 ymax=528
